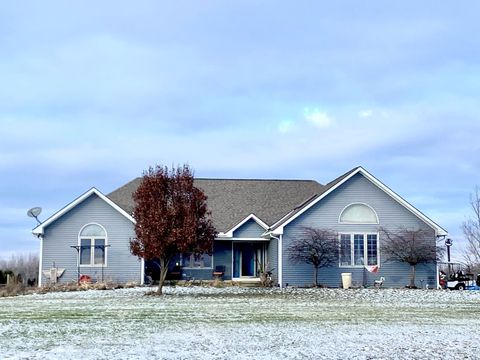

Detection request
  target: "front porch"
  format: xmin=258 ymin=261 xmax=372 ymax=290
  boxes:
xmin=143 ymin=239 xmax=274 ymax=284
xmin=232 ymin=241 xmax=268 ymax=281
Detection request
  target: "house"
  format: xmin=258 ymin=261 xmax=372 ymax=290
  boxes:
xmin=32 ymin=167 xmax=447 ymax=288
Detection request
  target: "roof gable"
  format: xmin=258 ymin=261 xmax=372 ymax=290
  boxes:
xmin=270 ymin=167 xmax=447 ymax=236
xmin=223 ymin=213 xmax=268 ymax=238
xmin=32 ymin=188 xmax=135 ymax=235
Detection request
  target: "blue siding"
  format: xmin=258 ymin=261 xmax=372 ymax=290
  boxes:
xmin=267 ymin=238 xmax=278 ymax=284
xmin=213 ymin=241 xmax=233 ymax=279
xmin=181 ymin=268 xmax=212 ymax=280
xmin=42 ymin=194 xmax=141 ymax=285
xmin=282 ymin=173 xmax=438 ymax=288
xmin=233 ymin=219 xmax=265 ymax=238
xmin=180 ymin=240 xmax=232 ymax=281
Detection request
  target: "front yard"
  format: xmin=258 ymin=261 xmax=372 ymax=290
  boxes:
xmin=1 ymin=286 xmax=479 ymax=359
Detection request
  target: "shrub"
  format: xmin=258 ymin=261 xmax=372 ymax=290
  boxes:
xmin=0 ymin=283 xmax=26 ymax=297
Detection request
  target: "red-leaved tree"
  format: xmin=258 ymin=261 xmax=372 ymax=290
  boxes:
xmin=130 ymin=164 xmax=216 ymax=294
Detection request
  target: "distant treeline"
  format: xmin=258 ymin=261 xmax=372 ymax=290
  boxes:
xmin=0 ymin=253 xmax=38 ymax=286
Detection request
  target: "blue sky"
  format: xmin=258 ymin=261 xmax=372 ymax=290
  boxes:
xmin=1 ymin=1 xmax=479 ymax=260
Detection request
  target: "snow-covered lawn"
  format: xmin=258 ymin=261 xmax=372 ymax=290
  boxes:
xmin=1 ymin=287 xmax=479 ymax=359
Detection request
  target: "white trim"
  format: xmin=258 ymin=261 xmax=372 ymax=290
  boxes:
xmin=79 ymin=222 xmax=107 ymax=236
xmin=338 ymin=202 xmax=379 ymax=224
xmin=269 ymin=234 xmax=282 ymax=287
xmin=78 ymin=223 xmax=108 ymax=268
xmin=215 ymin=236 xmax=233 ymax=241
xmin=358 ymin=169 xmax=447 ymax=236
xmin=269 ymin=194 xmax=319 ymax=231
xmin=273 ymin=167 xmax=448 ymax=236
xmin=278 ymin=234 xmax=283 ymax=287
xmin=232 ymin=277 xmax=262 ymax=282
xmin=270 ymin=211 xmax=295 ymax=231
xmin=215 ymin=236 xmax=270 ymax=241
xmin=38 ymin=235 xmax=43 ymax=287
xmin=32 ymin=188 xmax=135 ymax=235
xmin=338 ymin=232 xmax=380 ymax=268
xmin=224 ymin=213 xmax=269 ymax=237
xmin=140 ymin=258 xmax=145 ymax=285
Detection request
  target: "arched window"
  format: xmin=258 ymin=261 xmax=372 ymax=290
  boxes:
xmin=79 ymin=223 xmax=107 ymax=266
xmin=339 ymin=203 xmax=379 ymax=224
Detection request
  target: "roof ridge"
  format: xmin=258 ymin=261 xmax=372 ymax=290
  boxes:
xmin=323 ymin=166 xmax=362 ymax=187
xmin=194 ymin=178 xmax=322 ymax=183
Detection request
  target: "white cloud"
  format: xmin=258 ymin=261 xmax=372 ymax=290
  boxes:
xmin=304 ymin=109 xmax=333 ymax=128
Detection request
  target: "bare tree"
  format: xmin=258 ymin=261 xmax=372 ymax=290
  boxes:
xmin=380 ymin=227 xmax=443 ymax=288
xmin=462 ymin=187 xmax=480 ymax=273
xmin=287 ymin=227 xmax=338 ymax=287
xmin=0 ymin=253 xmax=39 ymax=285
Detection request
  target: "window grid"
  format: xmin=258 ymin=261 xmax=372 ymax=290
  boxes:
xmin=353 ymin=234 xmax=364 ymax=265
xmin=367 ymin=234 xmax=378 ymax=266
xmin=78 ymin=223 xmax=107 ymax=267
xmin=340 ymin=234 xmax=352 ymax=266
xmin=339 ymin=233 xmax=378 ymax=267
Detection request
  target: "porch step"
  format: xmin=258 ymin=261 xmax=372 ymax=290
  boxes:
xmin=236 ymin=280 xmax=262 ymax=288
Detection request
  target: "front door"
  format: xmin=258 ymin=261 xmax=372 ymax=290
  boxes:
xmin=233 ymin=242 xmax=265 ymax=278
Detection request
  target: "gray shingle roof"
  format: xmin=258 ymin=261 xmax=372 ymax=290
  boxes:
xmin=107 ymin=177 xmax=325 ymax=233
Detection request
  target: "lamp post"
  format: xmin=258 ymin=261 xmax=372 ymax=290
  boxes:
xmin=445 ymin=238 xmax=453 ymax=277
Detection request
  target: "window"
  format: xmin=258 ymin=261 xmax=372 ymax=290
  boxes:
xmin=181 ymin=253 xmax=212 ymax=269
xmin=366 ymin=234 xmax=378 ymax=266
xmin=353 ymin=234 xmax=365 ymax=265
xmin=340 ymin=234 xmax=352 ymax=266
xmin=79 ymin=224 xmax=107 ymax=266
xmin=339 ymin=203 xmax=378 ymax=224
xmin=339 ymin=233 xmax=378 ymax=267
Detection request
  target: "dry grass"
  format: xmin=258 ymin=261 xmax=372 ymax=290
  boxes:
xmin=0 ymin=283 xmax=33 ymax=298
xmin=36 ymin=280 xmax=134 ymax=295
xmin=0 ymin=278 xmax=236 ymax=298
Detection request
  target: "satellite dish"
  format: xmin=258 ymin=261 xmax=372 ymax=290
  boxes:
xmin=27 ymin=207 xmax=42 ymax=224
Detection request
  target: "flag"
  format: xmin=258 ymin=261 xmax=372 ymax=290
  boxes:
xmin=365 ymin=265 xmax=379 ymax=273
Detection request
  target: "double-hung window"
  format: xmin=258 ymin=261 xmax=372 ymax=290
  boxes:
xmin=79 ymin=224 xmax=107 ymax=266
xmin=340 ymin=233 xmax=378 ymax=267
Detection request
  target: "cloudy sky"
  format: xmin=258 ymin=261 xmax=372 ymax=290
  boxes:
xmin=1 ymin=1 xmax=479 ymax=260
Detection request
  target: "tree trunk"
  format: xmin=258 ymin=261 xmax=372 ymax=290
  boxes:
xmin=409 ymin=264 xmax=416 ymax=288
xmin=157 ymin=257 xmax=170 ymax=295
xmin=313 ymin=266 xmax=318 ymax=287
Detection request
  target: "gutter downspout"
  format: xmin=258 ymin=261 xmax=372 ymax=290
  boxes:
xmin=436 ymin=233 xmax=446 ymax=290
xmin=37 ymin=234 xmax=43 ymax=287
xmin=140 ymin=258 xmax=145 ymax=285
xmin=270 ymin=234 xmax=282 ymax=288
